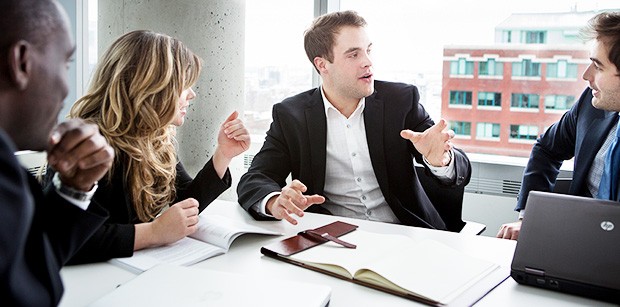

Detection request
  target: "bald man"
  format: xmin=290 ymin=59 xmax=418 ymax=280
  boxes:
xmin=0 ymin=0 xmax=114 ymax=305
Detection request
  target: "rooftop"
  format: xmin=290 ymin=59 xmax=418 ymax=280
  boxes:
xmin=495 ymin=10 xmax=602 ymax=30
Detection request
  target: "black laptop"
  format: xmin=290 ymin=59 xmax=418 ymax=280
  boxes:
xmin=511 ymin=191 xmax=620 ymax=303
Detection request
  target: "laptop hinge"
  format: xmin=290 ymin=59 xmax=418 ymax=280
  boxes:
xmin=525 ymin=267 xmax=545 ymax=276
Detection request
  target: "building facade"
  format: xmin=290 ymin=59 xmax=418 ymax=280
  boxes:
xmin=442 ymin=11 xmax=593 ymax=157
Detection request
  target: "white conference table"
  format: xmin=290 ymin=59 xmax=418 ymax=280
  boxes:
xmin=59 ymin=200 xmax=613 ymax=306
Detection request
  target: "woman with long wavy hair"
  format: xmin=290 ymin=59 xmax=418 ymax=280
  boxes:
xmin=63 ymin=30 xmax=249 ymax=263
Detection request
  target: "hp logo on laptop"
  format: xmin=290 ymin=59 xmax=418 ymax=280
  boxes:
xmin=600 ymin=221 xmax=615 ymax=231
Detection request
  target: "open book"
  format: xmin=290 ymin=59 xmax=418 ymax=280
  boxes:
xmin=261 ymin=221 xmax=508 ymax=306
xmin=112 ymin=214 xmax=281 ymax=273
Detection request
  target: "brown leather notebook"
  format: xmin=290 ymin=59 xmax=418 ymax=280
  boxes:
xmin=261 ymin=221 xmax=358 ymax=256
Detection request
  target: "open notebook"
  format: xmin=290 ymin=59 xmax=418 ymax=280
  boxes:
xmin=89 ymin=264 xmax=331 ymax=307
xmin=261 ymin=221 xmax=509 ymax=306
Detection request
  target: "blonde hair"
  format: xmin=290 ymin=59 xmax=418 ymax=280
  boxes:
xmin=71 ymin=30 xmax=202 ymax=222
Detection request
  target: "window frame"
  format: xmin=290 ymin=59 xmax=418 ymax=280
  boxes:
xmin=449 ymin=90 xmax=473 ymax=106
xmin=477 ymin=91 xmax=502 ymax=108
xmin=510 ymin=93 xmax=540 ymax=110
xmin=476 ymin=122 xmax=501 ymax=141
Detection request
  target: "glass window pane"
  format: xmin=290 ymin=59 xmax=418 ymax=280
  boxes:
xmin=558 ymin=60 xmax=567 ymax=77
xmin=450 ymin=61 xmax=458 ymax=74
xmin=335 ymin=0 xmax=606 ymax=159
xmin=245 ymin=0 xmax=313 ymax=136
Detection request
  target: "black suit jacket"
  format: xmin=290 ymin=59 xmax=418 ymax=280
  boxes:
xmin=238 ymin=81 xmax=471 ymax=230
xmin=516 ymin=88 xmax=617 ymax=210
xmin=61 ymin=157 xmax=232 ymax=264
xmin=0 ymin=129 xmax=107 ymax=306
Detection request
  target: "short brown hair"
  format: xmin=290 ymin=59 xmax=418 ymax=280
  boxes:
xmin=303 ymin=10 xmax=366 ymax=71
xmin=583 ymin=11 xmax=620 ymax=74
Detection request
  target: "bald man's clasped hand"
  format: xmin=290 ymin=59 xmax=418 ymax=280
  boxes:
xmin=47 ymin=118 xmax=114 ymax=192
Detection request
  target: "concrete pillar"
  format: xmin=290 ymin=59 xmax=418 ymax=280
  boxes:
xmin=99 ymin=0 xmax=245 ymax=200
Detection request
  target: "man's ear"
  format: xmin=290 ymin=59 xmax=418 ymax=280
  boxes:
xmin=8 ymin=41 xmax=32 ymax=90
xmin=313 ymin=56 xmax=328 ymax=75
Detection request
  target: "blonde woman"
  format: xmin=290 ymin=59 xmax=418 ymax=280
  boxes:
xmin=63 ymin=30 xmax=249 ymax=263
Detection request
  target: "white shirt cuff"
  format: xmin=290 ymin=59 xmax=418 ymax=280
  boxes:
xmin=57 ymin=193 xmax=91 ymax=210
xmin=52 ymin=172 xmax=94 ymax=210
xmin=422 ymin=149 xmax=456 ymax=181
xmin=252 ymin=191 xmax=281 ymax=217
xmin=519 ymin=209 xmax=526 ymax=220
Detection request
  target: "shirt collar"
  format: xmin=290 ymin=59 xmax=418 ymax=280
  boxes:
xmin=320 ymin=86 xmax=365 ymax=118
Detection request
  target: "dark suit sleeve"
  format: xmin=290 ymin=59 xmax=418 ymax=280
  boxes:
xmin=237 ymin=103 xmax=294 ymax=220
xmin=515 ymin=89 xmax=584 ymax=210
xmin=175 ymin=159 xmax=231 ymax=212
xmin=50 ymin=167 xmax=135 ymax=265
xmin=39 ymin=181 xmax=109 ymax=266
xmin=404 ymin=86 xmax=471 ymax=188
xmin=68 ymin=158 xmax=231 ymax=264
xmin=0 ymin=148 xmax=32 ymax=276
xmin=66 ymin=220 xmax=135 ymax=264
xmin=1 ymin=132 xmax=107 ymax=305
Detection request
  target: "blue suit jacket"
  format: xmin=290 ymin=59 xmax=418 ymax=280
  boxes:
xmin=237 ymin=81 xmax=471 ymax=230
xmin=516 ymin=88 xmax=618 ymax=210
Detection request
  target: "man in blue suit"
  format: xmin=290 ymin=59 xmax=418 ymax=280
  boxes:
xmin=0 ymin=0 xmax=114 ymax=305
xmin=497 ymin=11 xmax=620 ymax=240
xmin=238 ymin=10 xmax=471 ymax=230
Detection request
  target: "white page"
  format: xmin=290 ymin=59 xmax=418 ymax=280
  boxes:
xmin=112 ymin=237 xmax=225 ymax=272
xmin=289 ymin=230 xmax=498 ymax=304
xmin=356 ymin=239 xmax=498 ymax=304
xmin=290 ymin=230 xmax=414 ymax=278
xmin=190 ymin=214 xmax=280 ymax=249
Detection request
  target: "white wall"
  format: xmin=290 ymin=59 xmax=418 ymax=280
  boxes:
xmin=463 ymin=193 xmax=519 ymax=237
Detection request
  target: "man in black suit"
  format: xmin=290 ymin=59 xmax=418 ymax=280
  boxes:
xmin=497 ymin=11 xmax=620 ymax=240
xmin=0 ymin=0 xmax=114 ymax=305
xmin=238 ymin=10 xmax=470 ymax=230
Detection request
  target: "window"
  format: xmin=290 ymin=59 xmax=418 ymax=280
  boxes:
xmin=450 ymin=58 xmax=474 ymax=75
xmin=244 ymin=0 xmax=314 ymax=137
xmin=545 ymin=95 xmax=575 ymax=110
xmin=511 ymin=93 xmax=539 ymax=109
xmin=479 ymin=59 xmax=503 ymax=76
xmin=449 ymin=91 xmax=472 ymax=105
xmin=450 ymin=121 xmax=471 ymax=136
xmin=547 ymin=60 xmax=578 ymax=79
xmin=502 ymin=30 xmax=512 ymax=43
xmin=512 ymin=59 xmax=541 ymax=77
xmin=57 ymin=0 xmax=99 ymax=121
xmin=510 ymin=124 xmax=539 ymax=140
xmin=240 ymin=0 xmax=611 ymax=163
xmin=477 ymin=122 xmax=501 ymax=139
xmin=478 ymin=92 xmax=501 ymax=107
xmin=521 ymin=31 xmax=546 ymax=44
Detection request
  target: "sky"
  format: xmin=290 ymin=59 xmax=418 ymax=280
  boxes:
xmin=245 ymin=0 xmax=620 ymax=76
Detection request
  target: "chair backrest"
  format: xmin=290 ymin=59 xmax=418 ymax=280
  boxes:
xmin=415 ymin=165 xmax=466 ymax=232
xmin=15 ymin=150 xmax=47 ymax=177
xmin=553 ymin=177 xmax=572 ymax=194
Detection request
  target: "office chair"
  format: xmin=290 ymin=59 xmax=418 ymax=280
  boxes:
xmin=15 ymin=151 xmax=47 ymax=177
xmin=415 ymin=166 xmax=486 ymax=235
xmin=553 ymin=178 xmax=572 ymax=194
